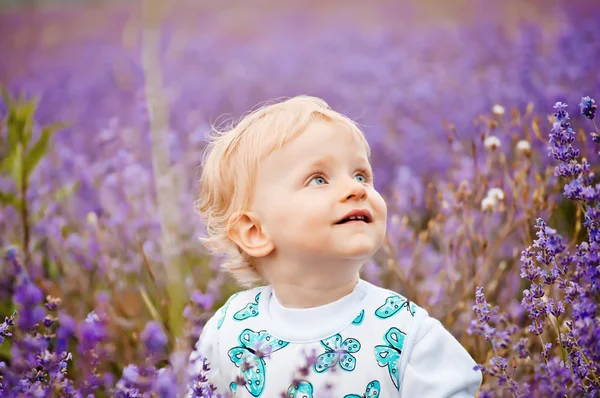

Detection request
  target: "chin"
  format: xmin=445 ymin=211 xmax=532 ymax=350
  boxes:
xmin=338 ymin=243 xmax=378 ymax=258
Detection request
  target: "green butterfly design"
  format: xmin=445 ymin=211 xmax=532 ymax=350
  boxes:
xmin=234 ymin=292 xmax=261 ymax=321
xmin=313 ymin=333 xmax=361 ymax=373
xmin=374 ymin=327 xmax=406 ymax=390
xmin=374 ymin=294 xmax=416 ymax=319
xmin=352 ymin=309 xmax=365 ymax=325
xmin=287 ymin=380 xmax=314 ymax=398
xmin=228 ymin=328 xmax=289 ymax=397
xmin=344 ymin=380 xmax=381 ymax=398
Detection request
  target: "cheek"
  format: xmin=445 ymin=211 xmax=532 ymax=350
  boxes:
xmin=264 ymin=196 xmax=309 ymax=228
xmin=372 ymin=191 xmax=388 ymax=218
xmin=277 ymin=197 xmax=328 ymax=233
xmin=375 ymin=194 xmax=388 ymax=237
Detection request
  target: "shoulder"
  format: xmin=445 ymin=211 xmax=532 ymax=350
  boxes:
xmin=211 ymin=286 xmax=266 ymax=331
xmin=356 ymin=281 xmax=427 ymax=354
xmin=398 ymin=311 xmax=482 ymax=397
xmin=361 ymin=280 xmax=424 ymax=323
xmin=193 ymin=286 xmax=267 ymax=352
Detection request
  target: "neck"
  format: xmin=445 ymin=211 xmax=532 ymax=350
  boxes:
xmin=269 ymin=271 xmax=360 ymax=308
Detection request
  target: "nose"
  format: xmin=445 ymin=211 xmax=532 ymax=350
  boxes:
xmin=340 ymin=177 xmax=368 ymax=202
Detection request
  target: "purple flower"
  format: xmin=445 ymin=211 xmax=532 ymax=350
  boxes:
xmin=45 ymin=296 xmax=62 ymax=311
xmin=520 ymin=248 xmax=541 ymax=281
xmin=473 ymin=286 xmax=492 ymax=323
xmin=140 ymin=321 xmax=168 ymax=354
xmin=513 ymin=338 xmax=530 ymax=359
xmin=13 ymin=278 xmax=42 ymax=307
xmin=0 ymin=310 xmax=18 ymax=346
xmin=153 ymin=367 xmax=178 ymax=398
xmin=42 ymin=315 xmax=54 ymax=328
xmin=555 ymin=160 xmax=583 ymax=179
xmin=190 ymin=291 xmax=215 ymax=311
xmin=114 ymin=363 xmax=159 ymax=397
xmin=580 ymin=96 xmax=597 ymax=120
xmin=56 ymin=311 xmax=76 ymax=353
xmin=13 ymin=276 xmax=45 ymax=330
xmin=122 ymin=364 xmax=141 ymax=384
xmin=549 ymin=102 xmax=580 ymax=166
xmin=79 ymin=311 xmax=108 ymax=345
xmin=189 ymin=355 xmax=220 ymax=398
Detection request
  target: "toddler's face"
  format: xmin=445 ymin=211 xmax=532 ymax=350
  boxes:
xmin=251 ymin=119 xmax=387 ymax=265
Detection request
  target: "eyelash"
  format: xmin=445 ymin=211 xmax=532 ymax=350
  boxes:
xmin=306 ymin=169 xmax=373 ymax=185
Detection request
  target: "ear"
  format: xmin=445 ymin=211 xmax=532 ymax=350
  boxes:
xmin=227 ymin=211 xmax=274 ymax=258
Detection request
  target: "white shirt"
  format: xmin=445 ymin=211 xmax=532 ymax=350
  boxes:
xmin=189 ymin=279 xmax=482 ymax=398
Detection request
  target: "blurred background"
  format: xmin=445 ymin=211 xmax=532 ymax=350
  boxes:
xmin=2 ymin=0 xmax=597 ymax=181
xmin=2 ymin=0 xmax=598 ymax=324
xmin=1 ymin=0 xmax=599 ymax=395
xmin=1 ymin=0 xmax=598 ymax=346
xmin=2 ymin=0 xmax=596 ymax=167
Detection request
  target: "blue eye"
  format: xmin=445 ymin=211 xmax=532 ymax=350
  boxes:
xmin=355 ymin=174 xmax=367 ymax=183
xmin=308 ymin=176 xmax=327 ymax=186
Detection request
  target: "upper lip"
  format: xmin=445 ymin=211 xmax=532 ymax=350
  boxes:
xmin=335 ymin=209 xmax=373 ymax=224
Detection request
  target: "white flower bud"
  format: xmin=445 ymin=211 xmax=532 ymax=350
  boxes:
xmin=492 ymin=104 xmax=505 ymax=115
xmin=487 ymin=188 xmax=505 ymax=201
xmin=484 ymin=136 xmax=501 ymax=151
xmin=86 ymin=211 xmax=98 ymax=226
xmin=516 ymin=140 xmax=531 ymax=155
xmin=481 ymin=196 xmax=496 ymax=212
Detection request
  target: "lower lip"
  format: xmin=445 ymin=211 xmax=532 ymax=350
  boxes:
xmin=337 ymin=221 xmax=369 ymax=225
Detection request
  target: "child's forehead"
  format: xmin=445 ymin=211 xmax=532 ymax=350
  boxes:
xmin=288 ymin=119 xmax=367 ymax=151
xmin=267 ymin=132 xmax=370 ymax=168
xmin=253 ymin=117 xmax=371 ymax=183
xmin=254 ymin=116 xmax=371 ymax=172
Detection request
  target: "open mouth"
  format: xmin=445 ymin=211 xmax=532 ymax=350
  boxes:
xmin=335 ymin=210 xmax=373 ymax=225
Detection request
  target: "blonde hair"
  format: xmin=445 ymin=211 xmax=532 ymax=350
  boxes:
xmin=195 ymin=95 xmax=371 ymax=288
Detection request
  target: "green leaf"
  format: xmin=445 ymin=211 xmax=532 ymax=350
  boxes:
xmin=6 ymin=108 xmax=19 ymax=149
xmin=166 ymin=279 xmax=187 ymax=340
xmin=2 ymin=91 xmax=25 ymax=187
xmin=53 ymin=180 xmax=81 ymax=203
xmin=31 ymin=181 xmax=80 ymax=222
xmin=23 ymin=122 xmax=65 ymax=180
xmin=17 ymin=99 xmax=37 ymax=148
xmin=0 ymin=144 xmax=23 ymax=189
xmin=1 ymin=88 xmax=15 ymax=143
xmin=2 ymin=90 xmax=39 ymax=150
xmin=44 ymin=257 xmax=61 ymax=279
xmin=32 ymin=202 xmax=48 ymax=222
xmin=0 ymin=87 xmax=14 ymax=109
xmin=0 ymin=190 xmax=21 ymax=210
xmin=21 ymin=102 xmax=36 ymax=149
xmin=140 ymin=286 xmax=163 ymax=323
xmin=7 ymin=96 xmax=28 ymax=146
xmin=0 ymin=144 xmax=15 ymax=175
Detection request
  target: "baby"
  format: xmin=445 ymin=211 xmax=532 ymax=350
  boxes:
xmin=190 ymin=96 xmax=482 ymax=397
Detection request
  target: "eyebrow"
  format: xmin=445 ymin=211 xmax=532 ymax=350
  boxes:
xmin=302 ymin=155 xmax=371 ymax=173
xmin=303 ymin=156 xmax=336 ymax=171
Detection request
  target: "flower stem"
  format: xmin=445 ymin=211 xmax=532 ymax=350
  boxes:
xmin=19 ymin=146 xmax=30 ymax=267
xmin=554 ymin=314 xmax=567 ymax=365
xmin=592 ymin=119 xmax=600 ymax=135
xmin=573 ymin=339 xmax=600 ymax=386
xmin=538 ymin=334 xmax=549 ymax=365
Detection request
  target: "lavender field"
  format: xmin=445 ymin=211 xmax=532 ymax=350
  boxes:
xmin=1 ymin=0 xmax=599 ymax=396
